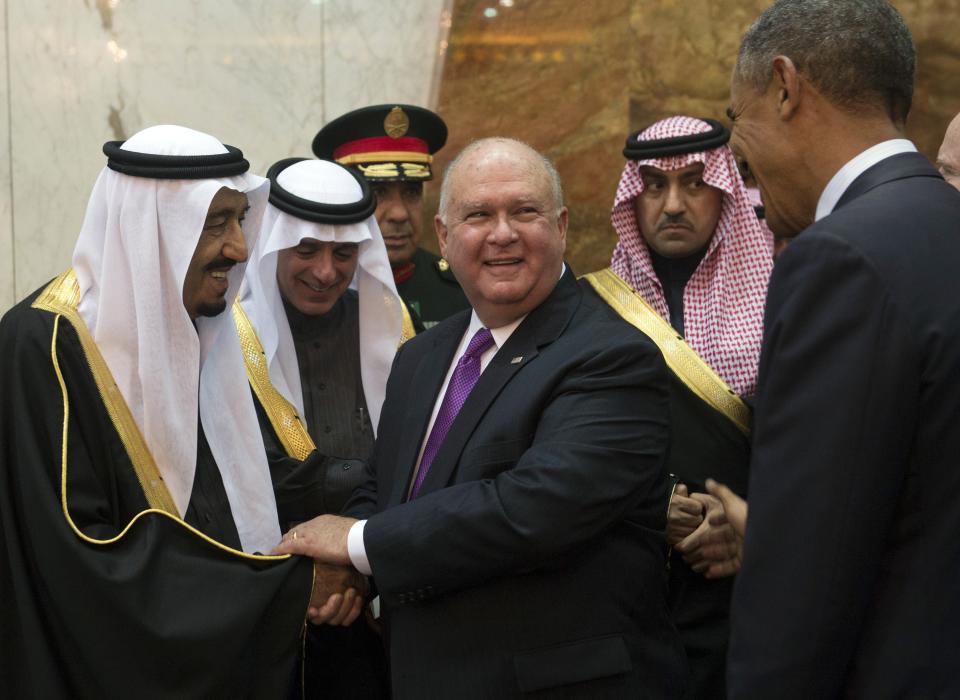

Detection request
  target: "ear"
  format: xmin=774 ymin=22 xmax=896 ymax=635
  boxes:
xmin=434 ymin=214 xmax=449 ymax=258
xmin=771 ymin=55 xmax=802 ymax=121
xmin=556 ymin=206 xmax=569 ymax=252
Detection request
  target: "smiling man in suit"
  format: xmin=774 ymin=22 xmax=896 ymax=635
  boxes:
xmin=276 ymin=137 xmax=686 ymax=699
xmin=724 ymin=1 xmax=960 ymax=698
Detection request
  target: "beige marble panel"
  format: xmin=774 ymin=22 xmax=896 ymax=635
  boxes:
xmin=7 ymin=0 xmax=446 ymax=304
xmin=322 ymin=0 xmax=449 ymax=117
xmin=0 ymin=0 xmax=12 ymax=312
xmin=8 ymin=0 xmax=325 ymax=301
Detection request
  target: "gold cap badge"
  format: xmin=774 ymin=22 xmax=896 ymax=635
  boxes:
xmin=384 ymin=107 xmax=410 ymax=138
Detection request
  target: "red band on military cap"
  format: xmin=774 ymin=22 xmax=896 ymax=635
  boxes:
xmin=334 ymin=136 xmax=430 ymax=160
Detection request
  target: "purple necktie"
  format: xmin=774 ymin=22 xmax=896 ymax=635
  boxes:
xmin=410 ymin=327 xmax=495 ymax=498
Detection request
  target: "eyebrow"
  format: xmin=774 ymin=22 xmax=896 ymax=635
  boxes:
xmin=206 ymin=204 xmax=249 ymax=219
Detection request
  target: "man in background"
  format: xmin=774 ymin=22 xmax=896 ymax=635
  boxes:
xmin=236 ymin=156 xmax=409 ymax=699
xmin=937 ymin=110 xmax=960 ymax=191
xmin=582 ymin=114 xmax=772 ymax=699
xmin=313 ymin=104 xmax=470 ymax=327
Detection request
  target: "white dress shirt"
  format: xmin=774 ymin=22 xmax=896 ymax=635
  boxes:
xmin=347 ymin=264 xmax=565 ymax=576
xmin=815 ymin=139 xmax=917 ymax=221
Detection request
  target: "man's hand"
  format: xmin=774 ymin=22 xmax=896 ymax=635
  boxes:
xmin=674 ymin=481 xmax=747 ymax=579
xmin=667 ymin=483 xmax=706 ymax=546
xmin=706 ymin=478 xmax=747 ymax=537
xmin=272 ymin=514 xmax=356 ymax=566
xmin=307 ymin=562 xmax=367 ymax=627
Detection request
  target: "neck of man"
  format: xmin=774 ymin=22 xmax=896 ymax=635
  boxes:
xmin=474 ymin=263 xmax=565 ymax=330
xmin=802 ymin=104 xmax=907 ymax=210
xmin=281 ymin=293 xmax=348 ymax=340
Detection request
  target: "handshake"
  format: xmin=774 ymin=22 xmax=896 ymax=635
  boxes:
xmin=666 ymin=479 xmax=748 ymax=579
xmin=272 ymin=514 xmax=366 ymax=627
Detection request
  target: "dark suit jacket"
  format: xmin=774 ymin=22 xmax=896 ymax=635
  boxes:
xmin=728 ymin=152 xmax=960 ymax=699
xmin=344 ymin=270 xmax=687 ymax=699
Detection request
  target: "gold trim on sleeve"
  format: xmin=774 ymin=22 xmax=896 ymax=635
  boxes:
xmin=582 ymin=268 xmax=751 ymax=436
xmin=42 ymin=280 xmax=289 ymax=561
xmin=233 ymin=301 xmax=316 ymax=461
xmin=33 ymin=270 xmax=179 ymax=514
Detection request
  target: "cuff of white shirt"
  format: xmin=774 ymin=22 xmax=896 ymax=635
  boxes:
xmin=347 ymin=520 xmax=372 ymax=576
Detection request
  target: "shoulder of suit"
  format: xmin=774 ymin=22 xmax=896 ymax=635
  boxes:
xmin=397 ymin=307 xmax=471 ymax=353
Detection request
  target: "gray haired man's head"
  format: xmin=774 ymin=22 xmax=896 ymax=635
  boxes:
xmin=735 ymin=0 xmax=915 ymax=126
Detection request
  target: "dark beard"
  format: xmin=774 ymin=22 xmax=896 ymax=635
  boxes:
xmin=194 ymin=298 xmax=227 ymax=318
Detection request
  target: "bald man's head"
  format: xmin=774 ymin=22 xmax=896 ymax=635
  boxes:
xmin=937 ymin=112 xmax=960 ymax=192
xmin=434 ymin=138 xmax=568 ymax=329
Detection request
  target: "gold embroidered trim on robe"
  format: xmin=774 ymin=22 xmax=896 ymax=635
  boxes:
xmin=582 ymin=268 xmax=751 ymax=436
xmin=38 ymin=270 xmax=294 ymax=561
xmin=399 ymin=301 xmax=416 ymax=346
xmin=34 ymin=270 xmax=179 ymax=514
xmin=232 ymin=301 xmax=316 ymax=461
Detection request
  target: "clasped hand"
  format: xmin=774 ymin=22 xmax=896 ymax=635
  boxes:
xmin=668 ymin=480 xmax=748 ymax=579
xmin=272 ymin=514 xmax=364 ymax=626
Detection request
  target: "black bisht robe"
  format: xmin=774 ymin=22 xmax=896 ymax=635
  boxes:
xmin=581 ymin=278 xmax=751 ymax=700
xmin=0 ymin=287 xmax=313 ymax=699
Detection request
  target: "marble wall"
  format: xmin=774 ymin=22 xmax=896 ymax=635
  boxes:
xmin=429 ymin=0 xmax=960 ymax=275
xmin=0 ymin=0 xmax=450 ymax=311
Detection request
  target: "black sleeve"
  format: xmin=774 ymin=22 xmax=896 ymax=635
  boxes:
xmin=341 ymin=343 xmax=411 ymax=520
xmin=728 ymin=232 xmax=919 ymax=698
xmin=0 ymin=304 xmax=313 ymax=700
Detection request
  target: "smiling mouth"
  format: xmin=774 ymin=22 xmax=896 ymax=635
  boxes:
xmin=485 ymin=258 xmax=522 ymax=266
xmin=298 ymin=279 xmax=336 ymax=293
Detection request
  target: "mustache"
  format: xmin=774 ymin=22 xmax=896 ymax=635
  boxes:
xmin=657 ymin=215 xmax=694 ymax=232
xmin=380 ymin=223 xmax=414 ymax=237
xmin=204 ymin=256 xmax=237 ymax=272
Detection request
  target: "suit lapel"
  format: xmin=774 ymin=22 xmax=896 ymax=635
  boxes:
xmin=835 ymin=152 xmax=943 ymax=211
xmin=413 ymin=269 xmax=582 ymax=497
xmin=388 ymin=313 xmax=469 ymax=506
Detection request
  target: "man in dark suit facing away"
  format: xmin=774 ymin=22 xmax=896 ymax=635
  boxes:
xmin=276 ymin=137 xmax=687 ymax=699
xmin=723 ymin=1 xmax=960 ymax=698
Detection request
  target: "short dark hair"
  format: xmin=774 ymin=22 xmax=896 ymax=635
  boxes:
xmin=735 ymin=0 xmax=915 ymax=125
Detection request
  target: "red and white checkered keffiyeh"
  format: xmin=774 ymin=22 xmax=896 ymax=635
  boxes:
xmin=610 ymin=116 xmax=773 ymax=397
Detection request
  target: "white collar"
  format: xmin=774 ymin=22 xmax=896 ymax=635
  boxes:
xmin=464 ymin=310 xmax=525 ymax=352
xmin=815 ymin=139 xmax=917 ymax=221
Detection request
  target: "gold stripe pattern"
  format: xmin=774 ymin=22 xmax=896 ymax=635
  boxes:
xmin=34 ymin=270 xmax=179 ymax=514
xmin=355 ymin=163 xmax=431 ymax=179
xmin=399 ymin=301 xmax=416 ymax=346
xmin=233 ymin=301 xmax=316 ymax=461
xmin=43 ymin=278 xmax=289 ymax=561
xmin=336 ymin=151 xmax=432 ymax=165
xmin=583 ymin=268 xmax=751 ymax=435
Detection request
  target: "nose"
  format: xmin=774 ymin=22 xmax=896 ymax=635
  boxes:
xmin=663 ymin=183 xmax=686 ymax=217
xmin=379 ymin=189 xmax=410 ymax=224
xmin=488 ymin=214 xmax=519 ymax=246
xmin=223 ymin=219 xmax=248 ymax=263
xmin=309 ymin=249 xmax=337 ymax=285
